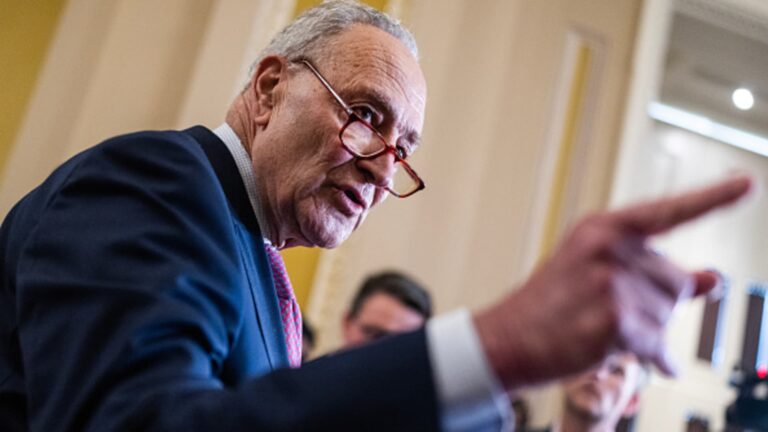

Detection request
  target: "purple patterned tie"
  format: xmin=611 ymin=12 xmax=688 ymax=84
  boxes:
xmin=264 ymin=243 xmax=302 ymax=368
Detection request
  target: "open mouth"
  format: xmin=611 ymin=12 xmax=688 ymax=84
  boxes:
xmin=343 ymin=188 xmax=365 ymax=209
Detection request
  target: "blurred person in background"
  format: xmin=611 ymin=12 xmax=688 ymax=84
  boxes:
xmin=524 ymin=353 xmax=648 ymax=432
xmin=342 ymin=270 xmax=432 ymax=347
xmin=301 ymin=320 xmax=316 ymax=363
xmin=511 ymin=396 xmax=531 ymax=431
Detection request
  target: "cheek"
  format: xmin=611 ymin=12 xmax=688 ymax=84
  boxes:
xmin=288 ymin=146 xmax=351 ymax=196
xmin=604 ymin=384 xmax=625 ymax=405
xmin=371 ymin=189 xmax=389 ymax=207
xmin=343 ymin=323 xmax=365 ymax=345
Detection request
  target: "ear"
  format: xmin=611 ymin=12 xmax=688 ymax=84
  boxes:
xmin=249 ymin=55 xmax=288 ymax=127
xmin=621 ymin=392 xmax=641 ymax=417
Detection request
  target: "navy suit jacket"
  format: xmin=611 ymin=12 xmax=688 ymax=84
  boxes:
xmin=0 ymin=127 xmax=439 ymax=431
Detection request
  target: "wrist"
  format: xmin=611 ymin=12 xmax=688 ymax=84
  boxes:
xmin=473 ymin=301 xmax=531 ymax=390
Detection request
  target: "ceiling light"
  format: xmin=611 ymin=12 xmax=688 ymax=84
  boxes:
xmin=732 ymin=88 xmax=755 ymax=111
xmin=648 ymin=102 xmax=768 ymax=158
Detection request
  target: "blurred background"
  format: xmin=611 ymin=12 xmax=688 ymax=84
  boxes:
xmin=1 ymin=0 xmax=767 ymax=430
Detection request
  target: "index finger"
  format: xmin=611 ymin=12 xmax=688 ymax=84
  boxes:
xmin=610 ymin=175 xmax=752 ymax=236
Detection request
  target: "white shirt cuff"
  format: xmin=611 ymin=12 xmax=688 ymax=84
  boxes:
xmin=427 ymin=308 xmax=512 ymax=431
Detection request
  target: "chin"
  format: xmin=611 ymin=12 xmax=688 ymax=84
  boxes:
xmin=313 ymin=236 xmax=345 ymax=249
xmin=567 ymin=395 xmax=604 ymax=420
xmin=302 ymin=219 xmax=355 ymax=249
xmin=293 ymin=199 xmax=359 ymax=248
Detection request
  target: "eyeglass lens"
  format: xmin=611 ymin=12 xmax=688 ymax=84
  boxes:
xmin=341 ymin=120 xmax=418 ymax=196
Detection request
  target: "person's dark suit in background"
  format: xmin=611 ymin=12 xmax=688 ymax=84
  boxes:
xmin=0 ymin=0 xmax=753 ymax=431
xmin=302 ymin=319 xmax=316 ymax=363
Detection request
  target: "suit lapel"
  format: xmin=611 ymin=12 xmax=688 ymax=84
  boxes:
xmin=183 ymin=126 xmax=288 ymax=370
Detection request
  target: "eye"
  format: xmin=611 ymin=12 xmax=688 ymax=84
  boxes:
xmin=351 ymin=105 xmax=378 ymax=125
xmin=609 ymin=364 xmax=626 ymax=377
xmin=394 ymin=145 xmax=408 ymax=159
xmin=361 ymin=325 xmax=388 ymax=341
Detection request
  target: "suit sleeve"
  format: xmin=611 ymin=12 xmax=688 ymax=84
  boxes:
xmin=15 ymin=133 xmax=439 ymax=431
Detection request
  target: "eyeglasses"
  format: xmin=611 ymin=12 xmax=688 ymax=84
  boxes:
xmin=299 ymin=59 xmax=425 ymax=198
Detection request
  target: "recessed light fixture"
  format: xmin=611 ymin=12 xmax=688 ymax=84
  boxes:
xmin=732 ymin=88 xmax=755 ymax=111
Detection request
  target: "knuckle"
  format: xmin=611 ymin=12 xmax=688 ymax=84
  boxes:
xmin=568 ymin=228 xmax=597 ymax=255
xmin=568 ymin=214 xmax=615 ymax=256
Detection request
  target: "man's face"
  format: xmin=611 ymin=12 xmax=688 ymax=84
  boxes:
xmin=342 ymin=292 xmax=426 ymax=347
xmin=561 ymin=353 xmax=643 ymax=426
xmin=252 ymin=24 xmax=426 ymax=248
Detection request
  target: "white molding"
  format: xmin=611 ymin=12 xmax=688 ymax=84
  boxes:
xmin=522 ymin=30 xmax=605 ymax=274
xmin=610 ymin=0 xmax=674 ymax=207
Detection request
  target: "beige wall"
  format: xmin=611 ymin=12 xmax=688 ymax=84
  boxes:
xmin=0 ymin=0 xmax=293 ymax=215
xmin=0 ymin=0 xmax=66 ymax=175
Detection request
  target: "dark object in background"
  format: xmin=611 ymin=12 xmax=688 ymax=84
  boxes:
xmin=511 ymin=396 xmax=530 ymax=431
xmin=726 ymin=284 xmax=768 ymax=431
xmin=725 ymin=367 xmax=768 ymax=431
xmin=301 ymin=320 xmax=316 ymax=363
xmin=617 ymin=415 xmax=636 ymax=432
xmin=697 ymin=273 xmax=729 ymax=365
xmin=739 ymin=287 xmax=766 ymax=371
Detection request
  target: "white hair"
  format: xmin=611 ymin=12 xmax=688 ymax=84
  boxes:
xmin=254 ymin=0 xmax=419 ymax=69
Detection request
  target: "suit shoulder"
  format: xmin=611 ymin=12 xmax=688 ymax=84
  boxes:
xmin=92 ymin=128 xmax=208 ymax=166
xmin=64 ymin=128 xmax=227 ymax=200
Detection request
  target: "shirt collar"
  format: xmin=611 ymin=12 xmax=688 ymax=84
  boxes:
xmin=212 ymin=123 xmax=274 ymax=246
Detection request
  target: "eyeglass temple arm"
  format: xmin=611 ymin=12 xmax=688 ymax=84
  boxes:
xmin=300 ymin=60 xmax=352 ymax=114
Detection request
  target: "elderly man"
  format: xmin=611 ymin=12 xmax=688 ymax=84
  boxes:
xmin=525 ymin=353 xmax=647 ymax=432
xmin=342 ymin=271 xmax=432 ymax=347
xmin=0 ymin=1 xmax=751 ymax=431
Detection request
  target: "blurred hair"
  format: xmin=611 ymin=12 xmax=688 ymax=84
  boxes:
xmin=302 ymin=319 xmax=316 ymax=347
xmin=349 ymin=270 xmax=432 ymax=320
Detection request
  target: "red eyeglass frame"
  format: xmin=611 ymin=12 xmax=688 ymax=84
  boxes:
xmin=299 ymin=59 xmax=425 ymax=198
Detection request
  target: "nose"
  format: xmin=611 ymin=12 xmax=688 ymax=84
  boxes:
xmin=356 ymin=150 xmax=397 ymax=189
xmin=594 ymin=365 xmax=610 ymax=380
xmin=587 ymin=361 xmax=610 ymax=381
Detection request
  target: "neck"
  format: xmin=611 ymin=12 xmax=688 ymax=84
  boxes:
xmin=226 ymin=94 xmax=257 ymax=155
xmin=225 ymin=95 xmax=285 ymax=248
